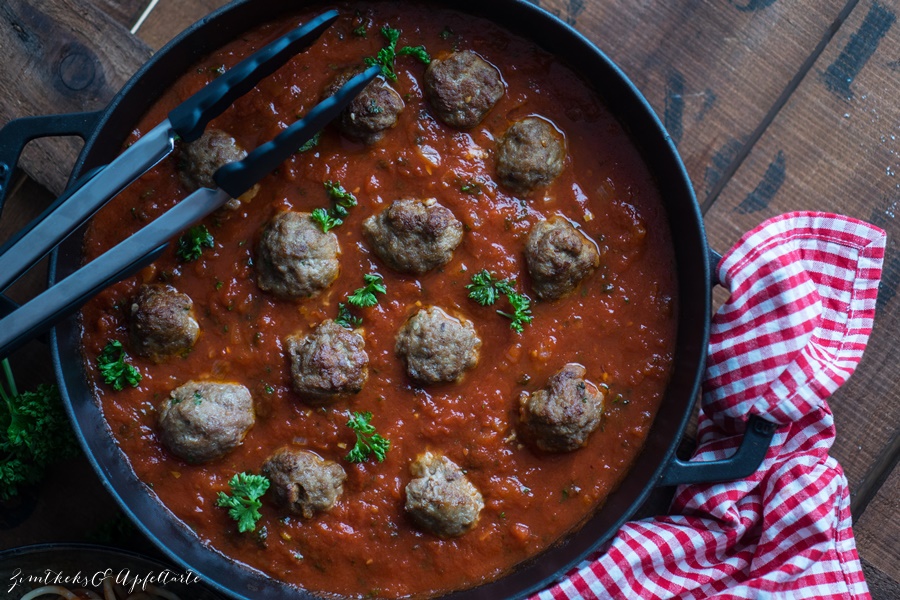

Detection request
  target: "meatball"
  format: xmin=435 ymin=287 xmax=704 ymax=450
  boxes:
xmin=525 ymin=216 xmax=600 ymax=301
xmin=496 ymin=117 xmax=566 ymax=194
xmin=395 ymin=307 xmax=481 ymax=385
xmin=262 ymin=447 xmax=346 ymax=518
xmin=129 ymin=284 xmax=199 ymax=362
xmin=324 ymin=66 xmax=404 ymax=144
xmin=157 ymin=381 xmax=255 ymax=463
xmin=518 ymin=363 xmax=604 ymax=452
xmin=177 ymin=128 xmax=257 ymax=209
xmin=256 ymin=211 xmax=340 ymax=299
xmin=286 ymin=320 xmax=369 ymax=401
xmin=424 ymin=50 xmax=504 ymax=129
xmin=405 ymin=452 xmax=484 ymax=538
xmin=362 ymin=199 xmax=463 ymax=274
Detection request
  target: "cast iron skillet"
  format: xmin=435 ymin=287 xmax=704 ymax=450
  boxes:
xmin=0 ymin=1 xmax=776 ymax=598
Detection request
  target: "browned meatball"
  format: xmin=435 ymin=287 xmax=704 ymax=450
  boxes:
xmin=518 ymin=364 xmax=604 ymax=452
xmin=286 ymin=320 xmax=369 ymax=402
xmin=496 ymin=117 xmax=566 ymax=194
xmin=262 ymin=447 xmax=347 ymax=518
xmin=395 ymin=306 xmax=480 ymax=384
xmin=405 ymin=452 xmax=484 ymax=538
xmin=129 ymin=284 xmax=199 ymax=362
xmin=177 ymin=128 xmax=257 ymax=209
xmin=324 ymin=66 xmax=405 ymax=144
xmin=525 ymin=216 xmax=600 ymax=300
xmin=424 ymin=50 xmax=504 ymax=129
xmin=157 ymin=381 xmax=254 ymax=463
xmin=362 ymin=199 xmax=463 ymax=274
xmin=256 ymin=211 xmax=340 ymax=299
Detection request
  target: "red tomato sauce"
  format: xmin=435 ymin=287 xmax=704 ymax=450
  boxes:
xmin=79 ymin=3 xmax=678 ymax=598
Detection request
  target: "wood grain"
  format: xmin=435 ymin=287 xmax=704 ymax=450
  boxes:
xmin=855 ymin=457 xmax=900 ymax=577
xmin=0 ymin=0 xmax=151 ymax=194
xmin=538 ymin=0 xmax=849 ymax=201
xmin=702 ymin=0 xmax=900 ymax=509
xmin=135 ymin=0 xmax=229 ymax=50
xmin=863 ymin=557 xmax=900 ymax=600
xmin=93 ymin=0 xmax=152 ymax=30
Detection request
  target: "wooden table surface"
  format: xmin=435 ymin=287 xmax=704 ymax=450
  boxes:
xmin=1 ymin=0 xmax=898 ymax=597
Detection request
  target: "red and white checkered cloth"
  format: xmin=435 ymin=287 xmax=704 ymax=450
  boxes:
xmin=536 ymin=212 xmax=886 ymax=600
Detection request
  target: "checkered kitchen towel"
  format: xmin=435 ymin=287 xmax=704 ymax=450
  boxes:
xmin=537 ymin=212 xmax=886 ymax=599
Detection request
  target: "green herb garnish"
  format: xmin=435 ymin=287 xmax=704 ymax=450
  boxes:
xmin=345 ymin=411 xmax=391 ymax=463
xmin=297 ymin=131 xmax=320 ymax=153
xmin=311 ymin=181 xmax=358 ymax=233
xmin=0 ymin=359 xmax=80 ymax=501
xmin=175 ymin=225 xmax=214 ymax=262
xmin=97 ymin=341 xmax=142 ymax=391
xmin=466 ymin=270 xmax=534 ymax=333
xmin=348 ymin=273 xmax=387 ymax=308
xmin=216 ymin=472 xmax=270 ymax=533
xmin=335 ymin=302 xmax=363 ymax=329
xmin=310 ymin=207 xmax=343 ymax=233
xmin=364 ymin=26 xmax=430 ymax=80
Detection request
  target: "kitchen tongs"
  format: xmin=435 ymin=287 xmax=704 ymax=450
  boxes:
xmin=0 ymin=11 xmax=378 ymax=358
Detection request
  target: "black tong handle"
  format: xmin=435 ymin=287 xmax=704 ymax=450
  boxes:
xmin=169 ymin=10 xmax=339 ymax=142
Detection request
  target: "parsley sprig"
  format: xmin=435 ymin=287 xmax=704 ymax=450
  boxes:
xmin=311 ymin=180 xmax=358 ymax=233
xmin=176 ymin=225 xmax=214 ymax=262
xmin=335 ymin=273 xmax=387 ymax=329
xmin=97 ymin=341 xmax=142 ymax=391
xmin=216 ymin=472 xmax=270 ymax=533
xmin=348 ymin=273 xmax=387 ymax=308
xmin=335 ymin=302 xmax=363 ymax=329
xmin=1 ymin=359 xmax=80 ymax=501
xmin=345 ymin=411 xmax=391 ymax=463
xmin=364 ymin=26 xmax=431 ymax=81
xmin=466 ymin=270 xmax=534 ymax=333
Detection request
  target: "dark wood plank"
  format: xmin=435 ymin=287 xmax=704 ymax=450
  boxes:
xmin=539 ymin=0 xmax=849 ymax=199
xmin=135 ymin=0 xmax=228 ymax=50
xmin=855 ymin=460 xmax=900 ymax=579
xmin=863 ymin=557 xmax=900 ymax=600
xmin=93 ymin=0 xmax=151 ymax=30
xmin=0 ymin=0 xmax=151 ymax=195
xmin=701 ymin=0 xmax=900 ymax=536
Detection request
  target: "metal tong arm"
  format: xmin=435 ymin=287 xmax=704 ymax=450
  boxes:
xmin=0 ymin=66 xmax=379 ymax=360
xmin=0 ymin=10 xmax=339 ymax=294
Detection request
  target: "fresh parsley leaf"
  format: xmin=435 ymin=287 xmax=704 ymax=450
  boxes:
xmin=216 ymin=472 xmax=270 ymax=533
xmin=335 ymin=302 xmax=363 ymax=329
xmin=352 ymin=24 xmax=368 ymax=38
xmin=176 ymin=225 xmax=214 ymax=262
xmin=297 ymin=131 xmax=320 ymax=153
xmin=324 ymin=180 xmax=358 ymax=209
xmin=348 ymin=273 xmax=386 ymax=308
xmin=97 ymin=341 xmax=142 ymax=391
xmin=345 ymin=411 xmax=391 ymax=463
xmin=310 ymin=207 xmax=342 ymax=233
xmin=311 ymin=181 xmax=358 ymax=233
xmin=364 ymin=26 xmax=429 ymax=80
xmin=466 ymin=270 xmax=533 ymax=333
xmin=398 ymin=45 xmax=431 ymax=65
xmin=0 ymin=359 xmax=80 ymax=501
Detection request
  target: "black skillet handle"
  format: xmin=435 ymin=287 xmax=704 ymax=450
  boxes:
xmin=709 ymin=247 xmax=723 ymax=287
xmin=0 ymin=111 xmax=103 ymax=214
xmin=0 ymin=110 xmax=103 ymax=322
xmin=658 ymin=415 xmax=777 ymax=486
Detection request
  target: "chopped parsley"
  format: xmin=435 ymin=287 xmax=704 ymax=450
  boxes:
xmin=297 ymin=131 xmax=320 ymax=153
xmin=364 ymin=26 xmax=431 ymax=81
xmin=216 ymin=472 xmax=270 ymax=533
xmin=348 ymin=273 xmax=387 ymax=308
xmin=345 ymin=411 xmax=391 ymax=463
xmin=466 ymin=270 xmax=534 ymax=333
xmin=335 ymin=302 xmax=363 ymax=329
xmin=175 ymin=225 xmax=214 ymax=262
xmin=311 ymin=181 xmax=358 ymax=233
xmin=96 ymin=341 xmax=142 ymax=391
xmin=1 ymin=359 xmax=80 ymax=501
